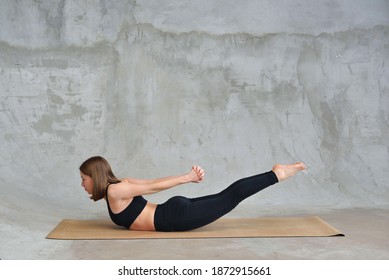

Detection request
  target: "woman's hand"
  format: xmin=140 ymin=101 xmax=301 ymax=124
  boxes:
xmin=188 ymin=165 xmax=205 ymax=183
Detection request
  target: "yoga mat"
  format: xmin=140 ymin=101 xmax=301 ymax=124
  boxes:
xmin=46 ymin=216 xmax=344 ymax=240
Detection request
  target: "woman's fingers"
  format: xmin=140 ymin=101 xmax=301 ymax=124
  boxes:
xmin=192 ymin=165 xmax=205 ymax=181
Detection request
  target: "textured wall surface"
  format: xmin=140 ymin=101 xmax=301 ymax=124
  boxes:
xmin=1 ymin=1 xmax=389 ymax=257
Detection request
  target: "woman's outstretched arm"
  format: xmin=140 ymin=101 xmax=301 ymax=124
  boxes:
xmin=110 ymin=166 xmax=204 ymax=199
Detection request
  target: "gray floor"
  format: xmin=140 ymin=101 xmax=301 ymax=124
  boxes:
xmin=1 ymin=203 xmax=388 ymax=260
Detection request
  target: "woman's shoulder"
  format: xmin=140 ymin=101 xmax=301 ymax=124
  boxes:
xmin=107 ymin=181 xmax=132 ymax=199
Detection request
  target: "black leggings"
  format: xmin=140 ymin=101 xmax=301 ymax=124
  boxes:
xmin=153 ymin=170 xmax=278 ymax=231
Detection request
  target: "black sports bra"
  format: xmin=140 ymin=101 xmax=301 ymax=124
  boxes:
xmin=106 ymin=185 xmax=147 ymax=228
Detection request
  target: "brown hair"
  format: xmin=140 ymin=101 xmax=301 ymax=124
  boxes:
xmin=79 ymin=156 xmax=121 ymax=201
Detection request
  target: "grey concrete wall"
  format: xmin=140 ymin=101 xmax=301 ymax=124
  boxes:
xmin=1 ymin=0 xmax=388 ymax=225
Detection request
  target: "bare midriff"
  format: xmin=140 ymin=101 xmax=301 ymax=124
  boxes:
xmin=129 ymin=202 xmax=157 ymax=231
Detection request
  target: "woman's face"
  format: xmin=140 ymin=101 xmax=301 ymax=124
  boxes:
xmin=80 ymin=172 xmax=93 ymax=195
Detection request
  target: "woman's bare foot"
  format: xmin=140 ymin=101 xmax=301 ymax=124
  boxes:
xmin=272 ymin=162 xmax=306 ymax=181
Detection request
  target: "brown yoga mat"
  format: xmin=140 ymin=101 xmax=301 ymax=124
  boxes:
xmin=46 ymin=216 xmax=344 ymax=240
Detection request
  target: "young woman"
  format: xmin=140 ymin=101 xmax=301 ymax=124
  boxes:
xmin=79 ymin=156 xmax=306 ymax=232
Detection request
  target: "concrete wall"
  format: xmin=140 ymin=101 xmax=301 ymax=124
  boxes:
xmin=1 ymin=0 xmax=389 ymax=219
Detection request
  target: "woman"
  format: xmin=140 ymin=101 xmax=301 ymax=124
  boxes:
xmin=79 ymin=156 xmax=306 ymax=232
